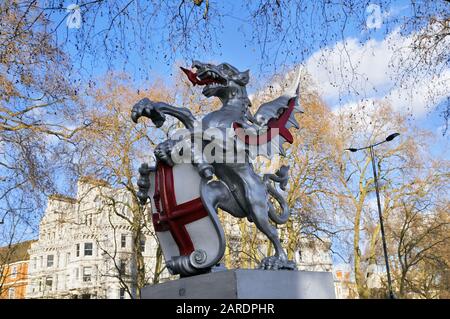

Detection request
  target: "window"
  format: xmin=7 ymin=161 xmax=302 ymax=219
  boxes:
xmin=83 ymin=267 xmax=92 ymax=282
xmin=40 ymin=256 xmax=43 ymax=268
xmin=94 ymin=196 xmax=101 ymax=208
xmin=8 ymin=288 xmax=15 ymax=299
xmin=76 ymin=244 xmax=80 ymax=257
xmin=119 ymin=288 xmax=125 ymax=299
xmin=65 ymin=252 xmax=70 ymax=265
xmin=295 ymin=250 xmax=302 ymax=263
xmin=32 ymin=257 xmax=36 ymax=270
xmin=121 ymin=234 xmax=126 ymax=248
xmin=84 ymin=243 xmax=93 ymax=256
xmin=119 ymin=260 xmax=126 ymax=276
xmin=140 ymin=239 xmax=146 ymax=253
xmin=75 ymin=268 xmax=79 ymax=281
xmin=63 ymin=274 xmax=68 ymax=290
xmin=11 ymin=265 xmax=17 ymax=278
xmin=45 ymin=277 xmax=53 ymax=290
xmin=85 ymin=214 xmax=93 ymax=226
xmin=47 ymin=255 xmax=54 ymax=267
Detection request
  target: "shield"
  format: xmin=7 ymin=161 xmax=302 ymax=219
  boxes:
xmin=147 ymin=162 xmax=225 ymax=275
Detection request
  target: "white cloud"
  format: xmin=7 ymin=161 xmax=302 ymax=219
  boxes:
xmin=305 ymin=28 xmax=450 ymax=118
xmin=385 ymin=69 xmax=449 ymax=117
xmin=365 ymin=4 xmax=383 ymax=30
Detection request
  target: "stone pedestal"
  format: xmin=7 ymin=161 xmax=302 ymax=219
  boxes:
xmin=141 ymin=269 xmax=336 ymax=299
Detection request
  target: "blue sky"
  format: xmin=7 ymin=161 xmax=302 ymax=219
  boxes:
xmin=56 ymin=1 xmax=401 ymax=77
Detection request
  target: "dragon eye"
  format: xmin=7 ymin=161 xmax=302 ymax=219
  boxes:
xmin=220 ymin=64 xmax=233 ymax=75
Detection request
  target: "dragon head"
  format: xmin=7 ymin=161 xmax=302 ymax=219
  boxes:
xmin=181 ymin=61 xmax=250 ymax=100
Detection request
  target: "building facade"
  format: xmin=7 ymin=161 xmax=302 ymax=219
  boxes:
xmin=26 ymin=178 xmax=168 ymax=299
xmin=333 ymin=264 xmax=358 ymax=299
xmin=0 ymin=240 xmax=35 ymax=299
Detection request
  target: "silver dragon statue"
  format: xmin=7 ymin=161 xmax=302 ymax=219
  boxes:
xmin=131 ymin=61 xmax=302 ymax=276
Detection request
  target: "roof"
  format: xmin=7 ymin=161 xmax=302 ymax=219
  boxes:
xmin=0 ymin=240 xmax=36 ymax=265
xmin=48 ymin=194 xmax=77 ymax=204
xmin=79 ymin=176 xmax=110 ymax=187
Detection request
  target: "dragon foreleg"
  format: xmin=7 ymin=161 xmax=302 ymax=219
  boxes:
xmin=131 ymin=97 xmax=196 ymax=130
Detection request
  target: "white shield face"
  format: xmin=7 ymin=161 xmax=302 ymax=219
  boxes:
xmin=172 ymin=163 xmax=201 ymax=203
xmin=149 ymin=163 xmax=221 ymax=267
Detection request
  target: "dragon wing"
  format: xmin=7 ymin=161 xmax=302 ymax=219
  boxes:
xmin=234 ymin=69 xmax=303 ymax=158
xmin=255 ymin=68 xmax=302 ymax=130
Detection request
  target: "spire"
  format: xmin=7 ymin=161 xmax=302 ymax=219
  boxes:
xmin=283 ymin=66 xmax=301 ymax=98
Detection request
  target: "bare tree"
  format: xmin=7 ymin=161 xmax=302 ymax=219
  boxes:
xmin=0 ymin=0 xmax=86 ymax=252
xmin=389 ymin=170 xmax=450 ymax=298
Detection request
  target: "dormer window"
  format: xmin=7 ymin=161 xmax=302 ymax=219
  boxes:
xmin=85 ymin=214 xmax=93 ymax=226
xmin=94 ymin=196 xmax=102 ymax=207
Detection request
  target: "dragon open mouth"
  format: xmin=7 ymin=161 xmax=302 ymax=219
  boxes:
xmin=180 ymin=66 xmax=227 ymax=87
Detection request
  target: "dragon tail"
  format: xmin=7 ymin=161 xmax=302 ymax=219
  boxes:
xmin=263 ymin=165 xmax=291 ymax=225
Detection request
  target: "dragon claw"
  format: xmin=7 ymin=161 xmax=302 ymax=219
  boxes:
xmin=131 ymin=98 xmax=166 ymax=127
xmin=259 ymin=256 xmax=297 ymax=271
xmin=137 ymin=163 xmax=152 ymax=206
xmin=200 ymin=166 xmax=214 ymax=180
xmin=131 ymin=98 xmax=149 ymax=123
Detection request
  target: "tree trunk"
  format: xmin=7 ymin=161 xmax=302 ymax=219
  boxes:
xmin=152 ymin=244 xmax=163 ymax=285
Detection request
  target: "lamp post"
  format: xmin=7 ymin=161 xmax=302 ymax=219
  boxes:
xmin=346 ymin=132 xmax=400 ymax=299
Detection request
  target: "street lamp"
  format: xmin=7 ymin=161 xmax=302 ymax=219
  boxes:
xmin=346 ymin=132 xmax=400 ymax=299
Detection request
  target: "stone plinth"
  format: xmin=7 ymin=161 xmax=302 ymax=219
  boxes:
xmin=141 ymin=269 xmax=336 ymax=299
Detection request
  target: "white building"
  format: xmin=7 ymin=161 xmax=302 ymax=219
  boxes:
xmin=333 ymin=264 xmax=358 ymax=299
xmin=295 ymin=236 xmax=333 ymax=272
xmin=366 ymin=264 xmax=384 ymax=290
xmin=26 ymin=177 xmax=167 ymax=299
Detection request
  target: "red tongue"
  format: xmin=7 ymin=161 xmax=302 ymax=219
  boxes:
xmin=180 ymin=67 xmax=200 ymax=85
xmin=180 ymin=67 xmax=217 ymax=86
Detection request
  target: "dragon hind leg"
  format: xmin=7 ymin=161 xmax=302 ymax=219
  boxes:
xmin=240 ymin=178 xmax=296 ymax=271
xmin=214 ymin=163 xmax=297 ymax=270
xmin=252 ymin=212 xmax=296 ymax=270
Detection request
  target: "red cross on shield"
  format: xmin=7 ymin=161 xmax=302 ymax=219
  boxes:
xmin=148 ymin=162 xmax=223 ymax=271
